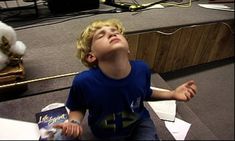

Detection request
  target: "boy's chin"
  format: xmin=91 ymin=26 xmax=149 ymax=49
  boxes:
xmin=110 ymin=46 xmax=129 ymax=53
xmin=100 ymin=47 xmax=129 ymax=59
xmin=111 ymin=44 xmax=129 ymax=50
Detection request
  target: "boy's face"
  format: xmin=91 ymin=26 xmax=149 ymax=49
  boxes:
xmin=89 ymin=25 xmax=129 ymax=60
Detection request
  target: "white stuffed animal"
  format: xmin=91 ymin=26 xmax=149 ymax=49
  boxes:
xmin=0 ymin=21 xmax=26 ymax=71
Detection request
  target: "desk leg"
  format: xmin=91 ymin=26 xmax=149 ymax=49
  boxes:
xmin=33 ymin=0 xmax=38 ymax=17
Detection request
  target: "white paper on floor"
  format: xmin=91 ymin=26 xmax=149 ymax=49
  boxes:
xmin=164 ymin=117 xmax=191 ymax=140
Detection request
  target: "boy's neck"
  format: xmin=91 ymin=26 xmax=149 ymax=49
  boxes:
xmin=98 ymin=53 xmax=131 ymax=80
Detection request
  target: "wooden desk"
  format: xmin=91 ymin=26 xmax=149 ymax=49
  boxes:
xmin=0 ymin=0 xmax=38 ymax=16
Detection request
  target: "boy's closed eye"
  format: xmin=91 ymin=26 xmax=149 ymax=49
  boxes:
xmin=96 ymin=32 xmax=105 ymax=39
xmin=94 ymin=28 xmax=120 ymax=40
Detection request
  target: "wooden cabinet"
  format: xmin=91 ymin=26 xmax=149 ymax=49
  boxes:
xmin=126 ymin=21 xmax=234 ymax=73
xmin=0 ymin=0 xmax=38 ymax=16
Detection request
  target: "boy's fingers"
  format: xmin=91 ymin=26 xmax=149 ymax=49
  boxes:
xmin=187 ymin=89 xmax=195 ymax=98
xmin=61 ymin=125 xmax=68 ymax=135
xmin=74 ymin=126 xmax=81 ymax=138
xmin=187 ymin=80 xmax=195 ymax=84
xmin=185 ymin=92 xmax=191 ymax=101
xmin=186 ymin=80 xmax=197 ymax=94
xmin=53 ymin=123 xmax=63 ymax=129
xmin=65 ymin=124 xmax=72 ymax=136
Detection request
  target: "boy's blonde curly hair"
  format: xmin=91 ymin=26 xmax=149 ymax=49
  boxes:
xmin=76 ymin=18 xmax=125 ymax=68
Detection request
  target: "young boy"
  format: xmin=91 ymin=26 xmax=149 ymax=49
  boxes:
xmin=54 ymin=19 xmax=197 ymax=140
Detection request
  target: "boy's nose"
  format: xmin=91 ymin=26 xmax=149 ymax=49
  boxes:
xmin=108 ymin=32 xmax=117 ymax=39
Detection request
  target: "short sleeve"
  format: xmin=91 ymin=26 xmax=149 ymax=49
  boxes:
xmin=144 ymin=62 xmax=153 ymax=100
xmin=66 ymin=76 xmax=86 ymax=111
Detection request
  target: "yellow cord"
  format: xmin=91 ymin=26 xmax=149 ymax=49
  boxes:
xmin=161 ymin=0 xmax=192 ymax=8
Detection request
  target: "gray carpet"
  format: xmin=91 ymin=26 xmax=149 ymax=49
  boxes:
xmin=160 ymin=58 xmax=234 ymax=140
xmin=0 ymin=0 xmax=234 ymax=140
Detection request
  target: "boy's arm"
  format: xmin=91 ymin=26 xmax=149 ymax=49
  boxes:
xmin=68 ymin=110 xmax=86 ymax=123
xmin=53 ymin=109 xmax=86 ymax=138
xmin=150 ymin=88 xmax=174 ymax=100
xmin=150 ymin=80 xmax=197 ymax=101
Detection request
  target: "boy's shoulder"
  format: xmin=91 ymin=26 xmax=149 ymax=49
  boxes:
xmin=74 ymin=69 xmax=90 ymax=78
xmin=73 ymin=68 xmax=98 ymax=82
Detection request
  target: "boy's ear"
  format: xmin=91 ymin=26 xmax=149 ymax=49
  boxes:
xmin=86 ymin=52 xmax=97 ymax=63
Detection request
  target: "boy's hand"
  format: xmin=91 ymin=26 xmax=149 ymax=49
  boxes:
xmin=172 ymin=80 xmax=197 ymax=101
xmin=53 ymin=122 xmax=83 ymax=138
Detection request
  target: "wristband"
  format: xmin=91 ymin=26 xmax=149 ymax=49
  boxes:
xmin=70 ymin=119 xmax=81 ymax=125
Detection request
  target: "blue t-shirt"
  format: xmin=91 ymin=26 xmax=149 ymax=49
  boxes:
xmin=66 ymin=60 xmax=153 ymax=138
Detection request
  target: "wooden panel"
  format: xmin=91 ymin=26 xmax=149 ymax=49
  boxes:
xmin=193 ymin=23 xmax=220 ymax=65
xmin=173 ymin=26 xmax=194 ymax=70
xmin=126 ymin=34 xmax=139 ymax=60
xmin=136 ymin=32 xmax=160 ymax=68
xmin=163 ymin=29 xmax=182 ymax=72
xmin=153 ymin=28 xmax=180 ymax=73
xmin=208 ymin=22 xmax=234 ymax=61
xmin=182 ymin=26 xmax=204 ymax=68
xmin=191 ymin=24 xmax=212 ymax=66
xmin=126 ymin=21 xmax=234 ymax=73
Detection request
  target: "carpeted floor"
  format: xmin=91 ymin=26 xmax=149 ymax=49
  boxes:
xmin=160 ymin=57 xmax=234 ymax=140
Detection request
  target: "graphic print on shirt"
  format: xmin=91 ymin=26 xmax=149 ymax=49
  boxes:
xmin=130 ymin=97 xmax=141 ymax=112
xmin=96 ymin=111 xmax=139 ymax=132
